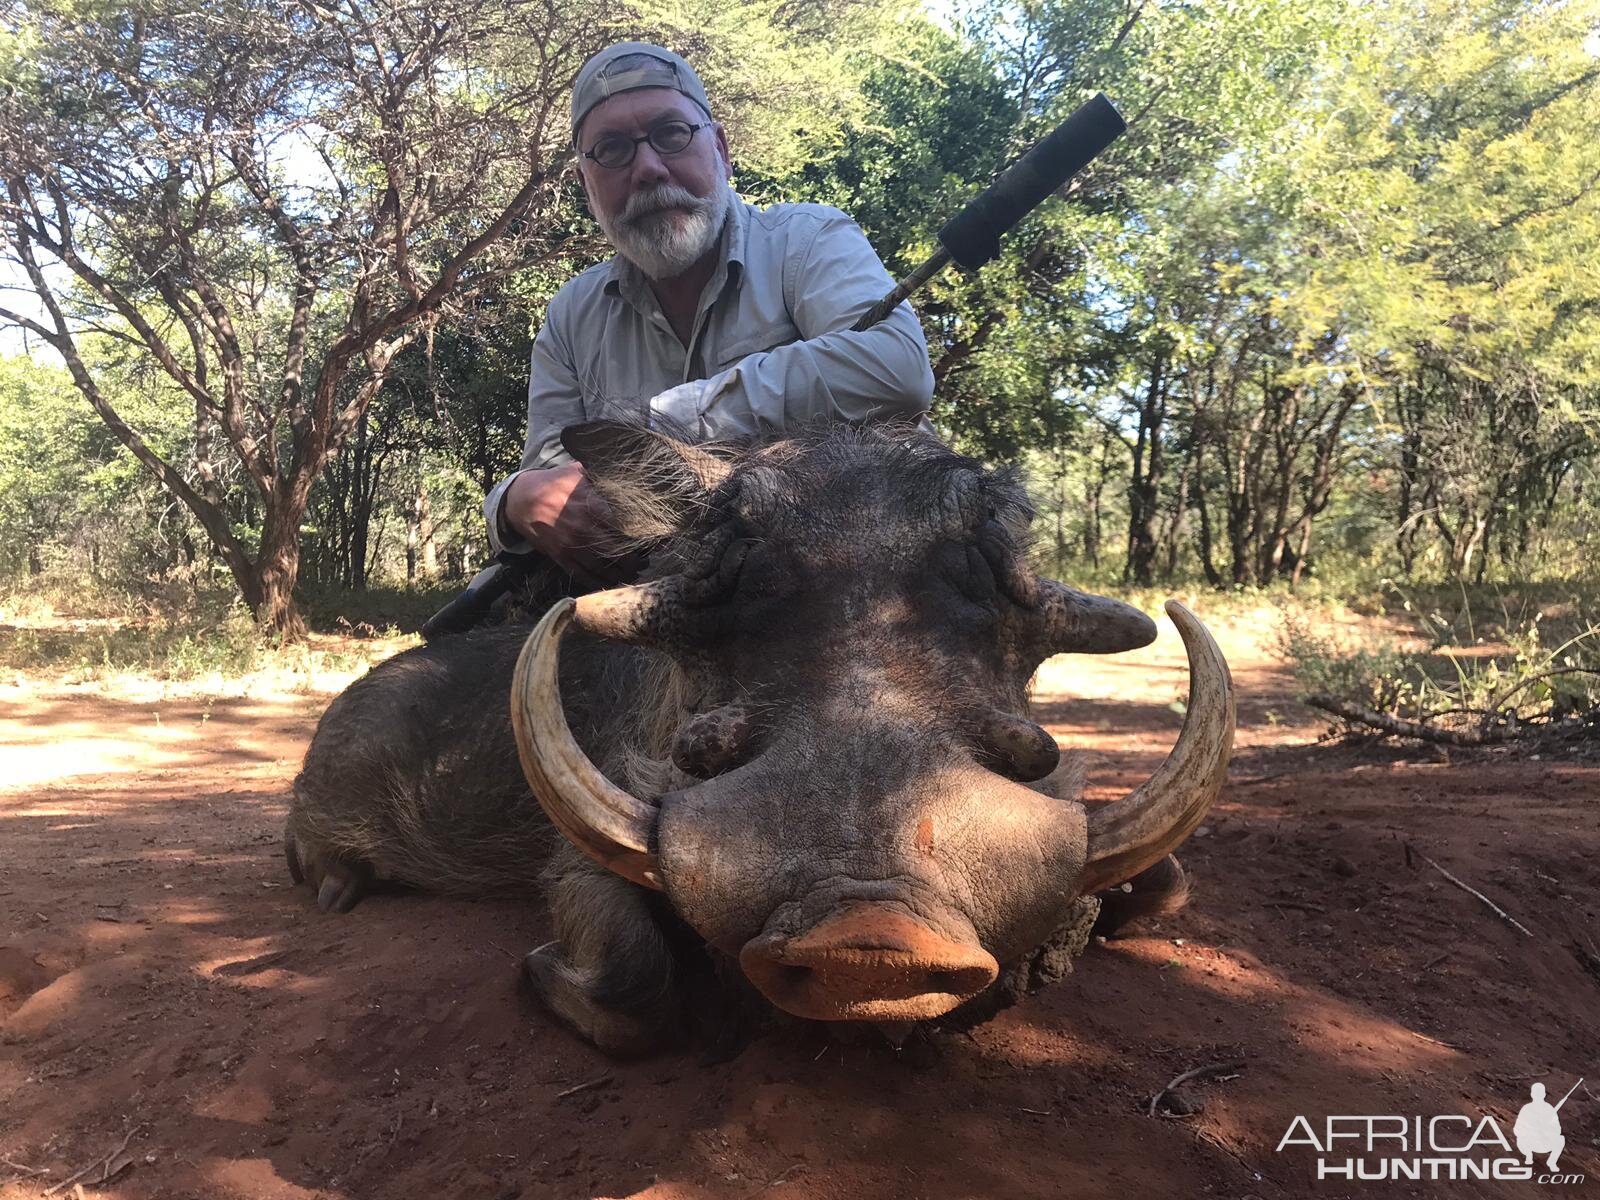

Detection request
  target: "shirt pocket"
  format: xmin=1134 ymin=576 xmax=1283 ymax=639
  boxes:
xmin=711 ymin=322 xmax=798 ymax=373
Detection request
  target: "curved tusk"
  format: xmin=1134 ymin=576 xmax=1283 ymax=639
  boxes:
xmin=1077 ymin=600 xmax=1234 ymax=895
xmin=511 ymin=599 xmax=663 ymax=890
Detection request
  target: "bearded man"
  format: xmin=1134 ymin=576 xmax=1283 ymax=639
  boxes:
xmin=483 ymin=42 xmax=936 ymax=587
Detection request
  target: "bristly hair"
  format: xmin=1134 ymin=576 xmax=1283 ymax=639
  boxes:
xmin=569 ymin=414 xmax=737 ymax=557
xmin=585 ymin=417 xmax=1039 ymax=571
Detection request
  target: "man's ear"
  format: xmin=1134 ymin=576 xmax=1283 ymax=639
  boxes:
xmin=561 ymin=420 xmax=733 ymax=540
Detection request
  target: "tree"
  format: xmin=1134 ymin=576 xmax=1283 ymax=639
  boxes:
xmin=0 ymin=0 xmax=603 ymax=633
xmin=0 ymin=351 xmax=201 ymax=583
xmin=1277 ymin=0 xmax=1600 ymax=581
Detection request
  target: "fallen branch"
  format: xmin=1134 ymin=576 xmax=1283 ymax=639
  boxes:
xmin=555 ymin=1074 xmax=611 ymax=1100
xmin=1229 ymin=767 xmax=1300 ymax=787
xmin=1305 ymin=694 xmax=1516 ymax=745
xmin=1 ymin=1157 xmax=48 ymax=1179
xmin=1482 ymin=667 xmax=1600 ymax=730
xmin=1407 ymin=1028 xmax=1463 ymax=1052
xmin=1147 ymin=1060 xmax=1245 ymax=1118
xmin=43 ymin=1127 xmax=140 ymax=1197
xmin=1406 ymin=844 xmax=1534 ymax=937
xmin=744 ymin=1163 xmax=806 ymax=1198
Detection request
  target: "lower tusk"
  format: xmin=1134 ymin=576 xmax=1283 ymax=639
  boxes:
xmin=1077 ymin=600 xmax=1234 ymax=895
xmin=511 ymin=599 xmax=663 ymax=890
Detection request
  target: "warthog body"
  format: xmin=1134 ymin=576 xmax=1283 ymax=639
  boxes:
xmin=288 ymin=422 xmax=1232 ymax=1053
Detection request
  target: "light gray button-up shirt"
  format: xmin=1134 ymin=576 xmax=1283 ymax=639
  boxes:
xmin=483 ymin=196 xmax=935 ymax=554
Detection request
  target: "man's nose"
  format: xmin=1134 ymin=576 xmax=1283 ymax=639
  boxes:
xmin=630 ymin=142 xmax=672 ymax=188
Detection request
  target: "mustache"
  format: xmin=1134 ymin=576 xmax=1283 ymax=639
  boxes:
xmin=623 ymin=184 xmax=711 ymax=224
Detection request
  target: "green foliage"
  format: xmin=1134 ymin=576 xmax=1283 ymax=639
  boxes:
xmin=0 ymin=353 xmax=204 ymax=583
xmin=1281 ymin=584 xmax=1600 ymax=735
xmin=1280 ymin=613 xmax=1439 ymax=714
xmin=0 ymin=595 xmax=262 ymax=679
xmin=2 ymin=0 xmax=1598 ymax=635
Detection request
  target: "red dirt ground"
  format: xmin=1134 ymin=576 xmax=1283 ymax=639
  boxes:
xmin=2 ymin=609 xmax=1596 ymax=1199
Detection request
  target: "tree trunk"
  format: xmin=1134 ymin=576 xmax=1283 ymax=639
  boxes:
xmin=1159 ymin=454 xmax=1193 ymax=581
xmin=253 ymin=507 xmax=307 ymax=637
xmin=1290 ymin=515 xmax=1314 ymax=591
xmin=1195 ymin=448 xmax=1222 ymax=588
xmin=1125 ymin=348 xmax=1168 ymax=587
xmin=1084 ymin=431 xmax=1112 ymax=569
xmin=417 ymin=488 xmax=437 ymax=579
xmin=1396 ymin=371 xmax=1427 ymax=576
xmin=406 ymin=505 xmax=419 ymax=584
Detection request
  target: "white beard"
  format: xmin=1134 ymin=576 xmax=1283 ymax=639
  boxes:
xmin=596 ymin=181 xmax=731 ymax=280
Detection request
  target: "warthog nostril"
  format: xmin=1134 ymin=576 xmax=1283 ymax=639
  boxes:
xmin=926 ymin=968 xmax=968 ymax=993
xmin=672 ymin=703 xmax=763 ymax=778
xmin=740 ymin=904 xmax=999 ymax=1022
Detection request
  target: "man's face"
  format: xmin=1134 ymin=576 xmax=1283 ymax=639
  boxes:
xmin=576 ymin=88 xmax=733 ymax=280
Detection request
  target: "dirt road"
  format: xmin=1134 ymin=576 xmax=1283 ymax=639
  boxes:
xmin=2 ymin=610 xmax=1596 ymax=1198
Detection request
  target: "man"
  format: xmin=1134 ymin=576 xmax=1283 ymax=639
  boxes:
xmin=483 ymin=42 xmax=935 ymax=587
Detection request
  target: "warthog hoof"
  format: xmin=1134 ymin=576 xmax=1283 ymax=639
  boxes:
xmin=285 ymin=832 xmax=372 ymax=914
xmin=521 ymin=940 xmax=674 ymax=1057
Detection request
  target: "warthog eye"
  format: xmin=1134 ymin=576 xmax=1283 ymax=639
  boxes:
xmin=931 ymin=541 xmax=1000 ymax=611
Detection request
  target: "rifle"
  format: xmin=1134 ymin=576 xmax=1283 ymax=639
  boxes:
xmin=1553 ymin=1077 xmax=1583 ymax=1111
xmin=421 ymin=94 xmax=1127 ymax=641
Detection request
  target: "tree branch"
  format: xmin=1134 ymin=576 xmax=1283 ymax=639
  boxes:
xmin=7 ymin=220 xmax=255 ymax=588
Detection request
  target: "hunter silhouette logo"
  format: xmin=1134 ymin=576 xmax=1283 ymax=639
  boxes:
xmin=1276 ymin=1075 xmax=1586 ymax=1185
xmin=1516 ymin=1080 xmax=1578 ymax=1171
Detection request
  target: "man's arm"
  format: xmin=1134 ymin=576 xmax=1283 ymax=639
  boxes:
xmin=683 ymin=208 xmax=935 ymax=439
xmin=482 ymin=319 xmax=585 ymax=556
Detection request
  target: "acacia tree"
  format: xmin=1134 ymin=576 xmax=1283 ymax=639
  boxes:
xmin=0 ymin=0 xmax=598 ymax=634
xmin=1277 ymin=0 xmax=1600 ymax=580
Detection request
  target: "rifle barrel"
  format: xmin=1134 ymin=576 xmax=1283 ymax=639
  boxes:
xmin=1553 ymin=1076 xmax=1583 ymax=1111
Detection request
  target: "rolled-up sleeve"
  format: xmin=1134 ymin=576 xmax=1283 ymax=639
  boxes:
xmin=696 ymin=211 xmax=934 ymax=437
xmin=482 ymin=315 xmax=585 ymax=555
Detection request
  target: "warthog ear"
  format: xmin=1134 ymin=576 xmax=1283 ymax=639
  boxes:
xmin=562 ymin=420 xmax=734 ymax=540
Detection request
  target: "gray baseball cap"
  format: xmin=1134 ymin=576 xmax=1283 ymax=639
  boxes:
xmin=570 ymin=43 xmax=713 ymax=144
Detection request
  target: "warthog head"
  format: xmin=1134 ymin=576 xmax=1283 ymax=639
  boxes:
xmin=512 ymin=422 xmax=1233 ymax=1023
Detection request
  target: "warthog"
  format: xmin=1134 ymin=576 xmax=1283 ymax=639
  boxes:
xmin=286 ymin=422 xmax=1233 ymax=1053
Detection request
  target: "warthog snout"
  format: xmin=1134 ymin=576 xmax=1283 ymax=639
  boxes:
xmin=740 ymin=905 xmax=1000 ymax=1021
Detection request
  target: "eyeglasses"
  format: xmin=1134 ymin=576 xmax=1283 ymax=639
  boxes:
xmin=583 ymin=120 xmax=707 ymax=171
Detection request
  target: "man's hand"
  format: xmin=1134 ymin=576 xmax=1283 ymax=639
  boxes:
xmin=501 ymin=463 xmax=639 ymax=589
